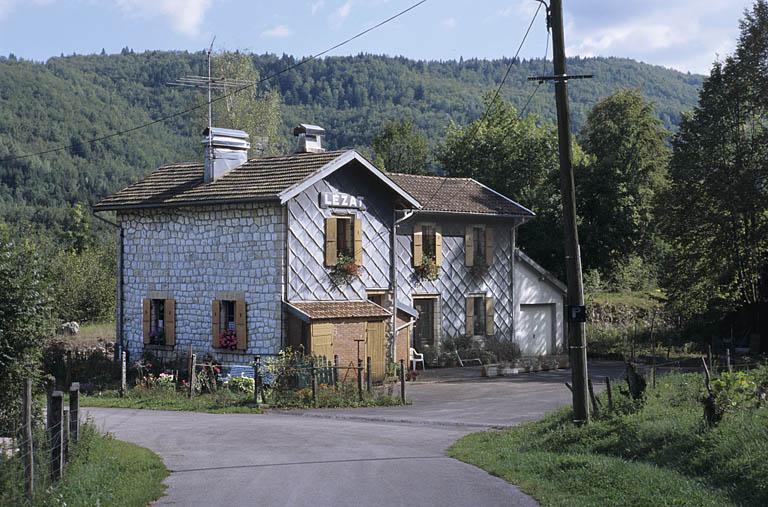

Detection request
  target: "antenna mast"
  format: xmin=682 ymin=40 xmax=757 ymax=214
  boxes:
xmin=207 ymin=36 xmax=215 ymax=164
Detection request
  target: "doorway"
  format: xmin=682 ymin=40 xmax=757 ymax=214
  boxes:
xmin=413 ymin=297 xmax=437 ymax=352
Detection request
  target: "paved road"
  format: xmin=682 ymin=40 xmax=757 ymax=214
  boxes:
xmin=87 ymin=363 xmax=624 ymax=507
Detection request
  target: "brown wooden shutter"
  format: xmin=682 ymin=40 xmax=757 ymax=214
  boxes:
xmin=211 ymin=300 xmax=220 ymax=347
xmin=465 ymin=297 xmax=474 ymax=336
xmin=164 ymin=299 xmax=176 ymax=346
xmin=235 ymin=300 xmax=247 ymax=351
xmin=142 ymin=299 xmax=151 ymax=344
xmin=485 ymin=226 xmax=494 ymax=266
xmin=485 ymin=297 xmax=495 ymax=336
xmin=324 ymin=217 xmax=338 ymax=267
xmin=412 ymin=224 xmax=423 ymax=267
xmin=464 ymin=226 xmax=474 ymax=267
xmin=353 ymin=217 xmax=363 ymax=266
xmin=435 ymin=226 xmax=443 ymax=267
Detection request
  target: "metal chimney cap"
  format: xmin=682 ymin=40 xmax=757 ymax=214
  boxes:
xmin=293 ymin=124 xmax=325 ymax=137
xmin=202 ymin=127 xmax=250 ymax=139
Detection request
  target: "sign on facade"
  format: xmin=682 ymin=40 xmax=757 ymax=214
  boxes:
xmin=319 ymin=191 xmax=366 ymax=211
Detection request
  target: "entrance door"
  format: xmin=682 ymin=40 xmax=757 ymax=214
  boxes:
xmin=366 ymin=320 xmax=387 ymax=382
xmin=518 ymin=303 xmax=554 ymax=356
xmin=413 ymin=298 xmax=436 ymax=352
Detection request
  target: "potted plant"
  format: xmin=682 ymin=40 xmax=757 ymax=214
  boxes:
xmin=219 ymin=330 xmax=238 ymax=350
xmin=415 ymin=255 xmax=439 ymax=281
xmin=329 ymin=254 xmax=359 ymax=284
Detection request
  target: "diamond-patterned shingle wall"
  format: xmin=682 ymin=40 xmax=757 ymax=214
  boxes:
xmin=395 ymin=221 xmax=514 ymax=343
xmin=287 ymin=163 xmax=395 ymax=301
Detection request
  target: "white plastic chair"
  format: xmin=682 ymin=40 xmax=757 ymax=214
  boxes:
xmin=410 ymin=347 xmax=425 ymax=371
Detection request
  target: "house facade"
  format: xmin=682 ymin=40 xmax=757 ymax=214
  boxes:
xmin=95 ymin=125 xmax=565 ymax=377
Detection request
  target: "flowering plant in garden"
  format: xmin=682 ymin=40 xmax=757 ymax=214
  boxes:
xmin=219 ymin=330 xmax=238 ymax=350
xmin=148 ymin=328 xmax=165 ymax=345
xmin=415 ymin=255 xmax=439 ymax=281
xmin=330 ymin=254 xmax=359 ymax=284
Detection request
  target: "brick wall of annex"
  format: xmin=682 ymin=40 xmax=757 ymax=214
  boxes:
xmin=119 ymin=203 xmax=284 ymax=364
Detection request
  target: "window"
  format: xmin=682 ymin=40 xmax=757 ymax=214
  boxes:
xmin=325 ymin=216 xmax=363 ymax=267
xmin=142 ymin=298 xmax=176 ymax=347
xmin=422 ymin=225 xmax=436 ymax=259
xmin=212 ymin=299 xmax=246 ymax=350
xmin=465 ymin=295 xmax=494 ymax=337
xmin=464 ymin=225 xmax=494 ymax=268
xmin=412 ymin=224 xmax=442 ymax=268
xmin=472 ymin=226 xmax=485 ymax=264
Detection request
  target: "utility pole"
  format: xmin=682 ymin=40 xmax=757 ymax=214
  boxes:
xmin=535 ymin=0 xmax=590 ymax=423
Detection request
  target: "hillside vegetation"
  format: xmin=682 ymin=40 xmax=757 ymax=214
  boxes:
xmin=0 ymin=51 xmax=702 ymax=230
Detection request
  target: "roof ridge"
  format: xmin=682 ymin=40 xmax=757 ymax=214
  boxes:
xmin=389 ymin=172 xmax=472 ymax=181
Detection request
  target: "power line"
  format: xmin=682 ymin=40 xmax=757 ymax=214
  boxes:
xmin=417 ymin=1 xmax=544 ymax=211
xmin=0 ymin=0 xmax=429 ymax=164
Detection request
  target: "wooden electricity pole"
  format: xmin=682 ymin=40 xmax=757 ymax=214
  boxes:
xmin=533 ymin=0 xmax=590 ymax=423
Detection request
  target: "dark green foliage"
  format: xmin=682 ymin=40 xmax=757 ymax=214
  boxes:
xmin=577 ymin=90 xmax=670 ymax=286
xmin=372 ymin=120 xmax=430 ymax=174
xmin=0 ymin=225 xmax=52 ymax=433
xmin=48 ymin=245 xmax=116 ymax=323
xmin=660 ymin=1 xmax=768 ymax=319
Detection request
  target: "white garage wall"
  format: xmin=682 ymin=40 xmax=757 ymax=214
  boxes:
xmin=514 ymin=260 xmax=565 ymax=355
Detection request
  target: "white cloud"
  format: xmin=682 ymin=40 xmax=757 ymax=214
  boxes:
xmin=328 ymin=0 xmax=352 ymax=28
xmin=261 ymin=24 xmax=292 ymax=38
xmin=497 ymin=1 xmax=536 ymax=19
xmin=441 ymin=17 xmax=456 ymax=29
xmin=115 ymin=0 xmax=213 ymax=36
xmin=337 ymin=0 xmax=352 ymax=19
xmin=311 ymin=0 xmax=324 ymax=15
xmin=0 ymin=0 xmax=53 ymax=21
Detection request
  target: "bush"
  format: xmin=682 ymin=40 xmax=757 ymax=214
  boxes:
xmin=49 ymin=245 xmax=115 ymax=323
xmin=226 ymin=375 xmax=255 ymax=394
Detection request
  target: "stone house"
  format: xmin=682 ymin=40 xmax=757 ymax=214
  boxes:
xmin=94 ymin=125 xmax=565 ymax=378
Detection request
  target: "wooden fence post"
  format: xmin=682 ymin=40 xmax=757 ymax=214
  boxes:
xmin=311 ymin=360 xmax=318 ymax=407
xmin=45 ymin=375 xmax=55 ymax=422
xmin=49 ymin=391 xmax=64 ymax=482
xmin=357 ymin=359 xmax=363 ymax=402
xmin=726 ymin=348 xmax=732 ymax=373
xmin=63 ymin=409 xmax=70 ymax=464
xmin=188 ymin=354 xmax=197 ymax=398
xmin=399 ymin=359 xmax=406 ymax=404
xmin=22 ymin=378 xmax=34 ymax=501
xmin=333 ymin=355 xmax=339 ymax=388
xmin=253 ymin=355 xmax=261 ymax=405
xmin=120 ymin=350 xmax=127 ymax=397
xmin=69 ymin=382 xmax=79 ymax=444
xmin=366 ymin=356 xmax=372 ymax=393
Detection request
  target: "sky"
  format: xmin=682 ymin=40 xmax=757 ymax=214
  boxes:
xmin=0 ymin=0 xmax=755 ymax=74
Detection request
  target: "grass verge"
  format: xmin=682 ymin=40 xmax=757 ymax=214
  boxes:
xmin=449 ymin=371 xmax=768 ymax=506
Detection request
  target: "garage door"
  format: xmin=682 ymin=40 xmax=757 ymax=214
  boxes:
xmin=518 ymin=304 xmax=554 ymax=356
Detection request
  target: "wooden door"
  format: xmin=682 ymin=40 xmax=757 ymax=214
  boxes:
xmin=310 ymin=322 xmax=334 ymax=360
xmin=366 ymin=320 xmax=387 ymax=382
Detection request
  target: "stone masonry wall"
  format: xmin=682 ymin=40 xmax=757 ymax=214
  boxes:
xmin=119 ymin=203 xmax=284 ymax=365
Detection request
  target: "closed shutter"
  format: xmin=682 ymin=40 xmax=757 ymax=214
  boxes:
xmin=464 ymin=226 xmax=474 ymax=267
xmin=311 ymin=323 xmax=334 ymax=359
xmin=211 ymin=300 xmax=220 ymax=347
xmin=324 ymin=217 xmax=338 ymax=267
xmin=485 ymin=297 xmax=495 ymax=336
xmin=435 ymin=225 xmax=443 ymax=267
xmin=142 ymin=299 xmax=151 ymax=344
xmin=485 ymin=227 xmax=494 ymax=266
xmin=235 ymin=300 xmax=247 ymax=351
xmin=465 ymin=297 xmax=474 ymax=336
xmin=164 ymin=299 xmax=176 ymax=346
xmin=354 ymin=217 xmax=363 ymax=266
xmin=412 ymin=224 xmax=423 ymax=267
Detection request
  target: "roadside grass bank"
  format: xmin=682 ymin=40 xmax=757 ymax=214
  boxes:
xmin=449 ymin=369 xmax=768 ymax=507
xmin=81 ymin=382 xmax=402 ymax=413
xmin=1 ymin=423 xmax=167 ymax=506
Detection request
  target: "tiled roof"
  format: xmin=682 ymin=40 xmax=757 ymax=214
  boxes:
xmin=94 ymin=150 xmax=347 ymax=211
xmin=387 ymin=173 xmax=534 ymax=217
xmin=288 ymin=300 xmax=391 ymax=320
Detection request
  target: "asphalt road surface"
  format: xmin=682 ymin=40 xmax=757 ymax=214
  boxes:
xmin=87 ymin=363 xmax=625 ymax=506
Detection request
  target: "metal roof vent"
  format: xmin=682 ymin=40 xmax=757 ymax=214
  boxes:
xmin=202 ymin=127 xmax=250 ymax=182
xmin=293 ymin=123 xmax=326 ymax=153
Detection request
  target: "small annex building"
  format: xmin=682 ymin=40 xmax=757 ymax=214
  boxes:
xmin=95 ymin=125 xmax=566 ymax=378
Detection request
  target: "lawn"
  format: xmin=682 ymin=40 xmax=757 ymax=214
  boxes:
xmin=449 ymin=369 xmax=768 ymax=507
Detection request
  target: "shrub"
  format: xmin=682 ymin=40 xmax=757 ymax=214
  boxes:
xmin=227 ymin=375 xmax=255 ymax=394
xmin=49 ymin=245 xmax=115 ymax=323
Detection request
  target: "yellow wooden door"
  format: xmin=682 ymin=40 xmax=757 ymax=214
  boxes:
xmin=366 ymin=321 xmax=387 ymax=382
xmin=310 ymin=322 xmax=334 ymax=360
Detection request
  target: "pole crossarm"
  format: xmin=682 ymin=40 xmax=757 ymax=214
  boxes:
xmin=527 ymin=74 xmax=594 ymax=82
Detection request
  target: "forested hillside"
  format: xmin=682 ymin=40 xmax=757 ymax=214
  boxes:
xmin=0 ymin=50 xmax=702 ymax=229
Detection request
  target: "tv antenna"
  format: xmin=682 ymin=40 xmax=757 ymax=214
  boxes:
xmin=168 ymin=36 xmax=258 ymax=161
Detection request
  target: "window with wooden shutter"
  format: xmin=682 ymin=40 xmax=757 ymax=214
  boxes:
xmin=164 ymin=299 xmax=176 ymax=346
xmin=464 ymin=226 xmax=474 ymax=267
xmin=142 ymin=299 xmax=151 ymax=344
xmin=353 ymin=217 xmax=363 ymax=266
xmin=412 ymin=224 xmax=423 ymax=267
xmin=435 ymin=226 xmax=443 ymax=267
xmin=324 ymin=217 xmax=338 ymax=267
xmin=465 ymin=297 xmax=474 ymax=336
xmin=485 ymin=297 xmax=495 ymax=336
xmin=211 ymin=300 xmax=220 ymax=347
xmin=485 ymin=227 xmax=494 ymax=266
xmin=235 ymin=300 xmax=247 ymax=350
